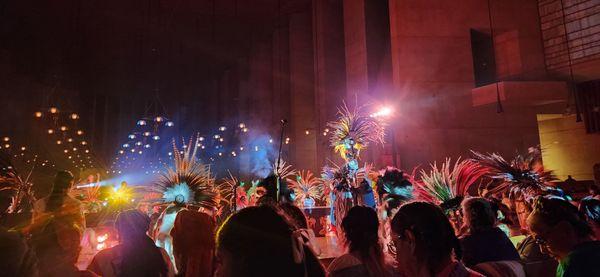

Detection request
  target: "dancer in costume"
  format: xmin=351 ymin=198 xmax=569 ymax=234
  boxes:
xmin=150 ymin=136 xmax=218 ymax=271
xmin=324 ymin=104 xmax=384 ymax=232
xmin=413 ymin=158 xmax=489 ymax=233
xmin=471 ymin=147 xmax=561 ymax=274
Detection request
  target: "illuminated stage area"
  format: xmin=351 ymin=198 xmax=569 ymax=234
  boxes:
xmin=1 ymin=1 xmax=600 ymax=277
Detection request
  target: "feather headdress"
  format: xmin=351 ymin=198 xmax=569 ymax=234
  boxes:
xmin=471 ymin=146 xmax=557 ymax=200
xmin=327 ymin=103 xmax=385 ymax=160
xmin=153 ymin=136 xmax=217 ymax=209
xmin=0 ymin=156 xmax=35 ymax=213
xmin=376 ymin=167 xmax=414 ymax=212
xmin=287 ymin=170 xmax=324 ymax=206
xmin=415 ymin=158 xmax=488 ymax=211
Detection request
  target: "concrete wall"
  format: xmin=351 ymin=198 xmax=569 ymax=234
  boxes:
xmin=538 ymin=114 xmax=600 ymax=180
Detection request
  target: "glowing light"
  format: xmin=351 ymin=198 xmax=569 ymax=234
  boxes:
xmin=122 ymin=143 xmax=130 ymax=148
xmin=3 ymin=144 xmax=9 ymax=148
xmin=219 ymin=138 xmax=224 ymax=142
xmin=254 ymin=146 xmax=259 ymax=152
xmin=231 ymin=151 xmax=237 ymax=157
xmin=218 ymin=152 xmax=223 ymax=156
xmin=72 ymin=147 xmax=77 ymax=151
xmin=165 ymin=121 xmax=174 ymax=127
xmin=34 ymin=111 xmax=42 ymax=118
xmin=269 ymin=139 xmax=273 ymax=144
xmin=137 ymin=120 xmax=147 ymax=126
xmin=152 ymin=135 xmax=160 ymax=140
xmin=60 ymin=126 xmax=68 ymax=131
xmin=2 ymin=137 xmax=9 ymax=142
xmin=138 ymin=151 xmax=143 ymax=154
xmin=70 ymin=113 xmax=79 ymax=120
xmin=81 ymin=141 xmax=87 ymax=145
xmin=128 ymin=134 xmax=136 ymax=139
xmin=20 ymin=146 xmax=26 ymax=151
xmin=64 ymin=149 xmax=69 ymax=153
xmin=201 ymin=145 xmax=205 ymax=149
xmin=213 ymin=134 xmax=220 ymax=139
xmin=135 ymin=141 xmax=142 ymax=146
xmin=47 ymin=129 xmax=54 ymax=134
xmin=168 ymin=152 xmax=172 ymax=156
xmin=370 ymin=106 xmax=394 ymax=118
xmin=143 ymin=132 xmax=151 ymax=137
xmin=154 ymin=116 xmax=164 ymax=122
xmin=77 ymin=130 xmax=84 ymax=135
xmin=67 ymin=138 xmax=73 ymax=142
xmin=323 ymin=132 xmax=327 ymax=136
xmin=219 ymin=126 xmax=227 ymax=131
xmin=49 ymin=107 xmax=58 ymax=114
xmin=130 ymin=148 xmax=135 ymax=153
xmin=68 ymin=156 xmax=72 ymax=159
xmin=144 ymin=144 xmax=150 ymax=148
xmin=240 ymin=146 xmax=244 ymax=151
xmin=85 ymin=149 xmax=90 ymax=153
xmin=199 ymin=136 xmax=204 ymax=141
xmin=305 ymin=130 xmax=310 ymax=135
xmin=238 ymin=123 xmax=246 ymax=128
xmin=242 ymin=127 xmax=248 ymax=133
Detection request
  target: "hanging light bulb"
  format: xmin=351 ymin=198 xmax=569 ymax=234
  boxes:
xmin=85 ymin=149 xmax=90 ymax=153
xmin=154 ymin=116 xmax=164 ymax=122
xmin=81 ymin=141 xmax=87 ymax=145
xmin=135 ymin=141 xmax=142 ymax=146
xmin=2 ymin=137 xmax=9 ymax=142
xmin=70 ymin=113 xmax=79 ymax=120
xmin=219 ymin=126 xmax=227 ymax=131
xmin=144 ymin=144 xmax=151 ymax=148
xmin=165 ymin=121 xmax=174 ymax=127
xmin=137 ymin=120 xmax=147 ymax=126
xmin=20 ymin=146 xmax=26 ymax=151
xmin=49 ymin=107 xmax=58 ymax=114
xmin=57 ymin=140 xmax=62 ymax=145
xmin=47 ymin=129 xmax=54 ymax=134
xmin=67 ymin=138 xmax=73 ymax=142
xmin=238 ymin=123 xmax=246 ymax=128
xmin=242 ymin=127 xmax=248 ymax=133
xmin=77 ymin=130 xmax=84 ymax=135
xmin=34 ymin=111 xmax=43 ymax=118
xmin=122 ymin=143 xmax=130 ymax=148
xmin=72 ymin=147 xmax=77 ymax=151
xmin=3 ymin=144 xmax=9 ymax=148
xmin=60 ymin=126 xmax=68 ymax=131
xmin=199 ymin=137 xmax=204 ymax=141
xmin=143 ymin=132 xmax=151 ymax=137
xmin=64 ymin=149 xmax=69 ymax=153
xmin=152 ymin=135 xmax=160 ymax=141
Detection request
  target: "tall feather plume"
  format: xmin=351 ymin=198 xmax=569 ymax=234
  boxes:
xmin=273 ymin=160 xmax=296 ymax=179
xmin=471 ymin=146 xmax=557 ymax=197
xmin=0 ymin=155 xmax=35 ymax=213
xmin=153 ymin=135 xmax=217 ymax=209
xmin=327 ymin=103 xmax=385 ymax=160
xmin=216 ymin=171 xmax=238 ymax=207
xmin=287 ymin=170 xmax=324 ymax=206
xmin=415 ymin=158 xmax=488 ymax=210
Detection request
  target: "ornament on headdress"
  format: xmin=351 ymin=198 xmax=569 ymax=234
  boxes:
xmin=376 ymin=166 xmax=414 ymax=216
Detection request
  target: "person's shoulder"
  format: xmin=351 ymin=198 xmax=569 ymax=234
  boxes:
xmin=327 ymin=253 xmax=362 ymax=272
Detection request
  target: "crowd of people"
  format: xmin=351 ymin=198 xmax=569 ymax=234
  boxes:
xmin=2 ymin=168 xmax=600 ymax=277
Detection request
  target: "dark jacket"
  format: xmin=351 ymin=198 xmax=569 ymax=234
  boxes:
xmin=460 ymin=227 xmax=521 ymax=267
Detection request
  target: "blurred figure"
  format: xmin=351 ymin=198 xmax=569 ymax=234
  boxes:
xmin=278 ymin=203 xmax=322 ymax=256
xmin=328 ymin=206 xmax=391 ymax=277
xmin=88 ymin=209 xmax=172 ymax=277
xmin=390 ymin=202 xmax=482 ymax=277
xmin=28 ymin=170 xmax=85 ymax=277
xmin=215 ymin=205 xmax=325 ymax=277
xmin=0 ymin=226 xmax=37 ymax=276
xmin=579 ymin=196 xmax=600 ymax=239
xmin=527 ymin=196 xmax=600 ymax=276
xmin=170 ymin=210 xmax=215 ymax=277
xmin=459 ymin=197 xmax=520 ymax=266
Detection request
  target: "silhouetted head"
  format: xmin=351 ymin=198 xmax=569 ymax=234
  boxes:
xmin=462 ymin=197 xmax=496 ymax=233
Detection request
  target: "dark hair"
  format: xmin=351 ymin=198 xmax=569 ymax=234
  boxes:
xmin=579 ymin=197 xmax=600 ymax=227
xmin=532 ymin=196 xmax=592 ymax=238
xmin=115 ymin=209 xmax=168 ymax=277
xmin=216 ymin=206 xmax=325 ymax=277
xmin=391 ymin=202 xmax=462 ymax=272
xmin=46 ymin=171 xmax=74 ymax=212
xmin=278 ymin=202 xmax=308 ymax=229
xmin=341 ymin=206 xmax=386 ymax=277
xmin=257 ymin=175 xmax=293 ymax=205
xmin=171 ymin=210 xmax=215 ymax=277
xmin=462 ymin=197 xmax=495 ymax=233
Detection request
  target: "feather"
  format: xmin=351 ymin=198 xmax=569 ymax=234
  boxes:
xmin=162 ymin=183 xmax=194 ymax=204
